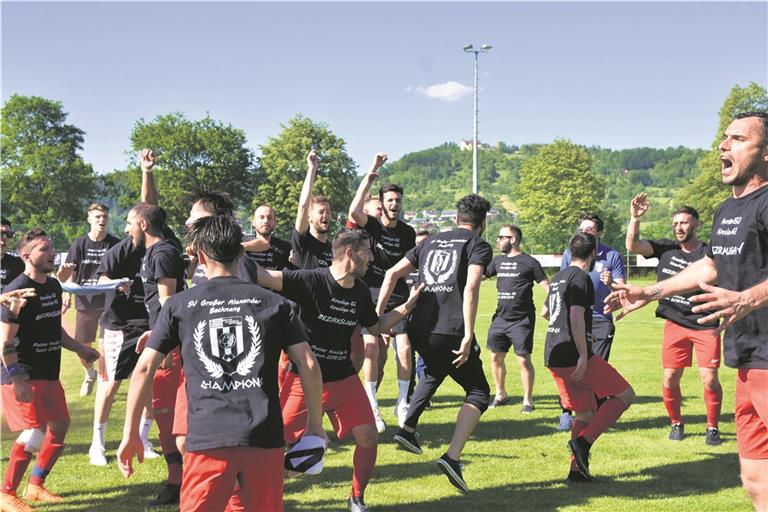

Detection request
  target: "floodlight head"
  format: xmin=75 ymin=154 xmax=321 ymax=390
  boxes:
xmin=463 ymin=44 xmax=474 ymax=52
xmin=481 ymin=44 xmax=492 ymax=51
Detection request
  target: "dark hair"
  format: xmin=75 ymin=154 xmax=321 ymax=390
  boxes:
xmin=332 ymin=229 xmax=370 ymax=258
xmin=569 ymin=232 xmax=597 ymax=261
xmin=379 ymin=184 xmax=404 ymax=201
xmin=252 ymin=204 xmax=274 ymax=216
xmin=17 ymin=228 xmax=48 ymax=253
xmin=672 ymin=205 xmax=699 ymax=220
xmin=310 ymin=195 xmax=330 ymax=207
xmin=130 ymin=203 xmax=165 ymax=235
xmin=456 ymin=194 xmax=491 ymax=228
xmin=502 ymin=224 xmax=523 ymax=243
xmin=1 ymin=217 xmax=10 ymax=228
xmin=189 ymin=190 xmax=235 ymax=218
xmin=415 ymin=229 xmax=432 ymax=238
xmin=734 ymin=111 xmax=768 ymax=146
xmin=186 ymin=215 xmax=243 ymax=264
xmin=87 ymin=202 xmax=109 ymax=213
xmin=578 ymin=212 xmax=604 ymax=233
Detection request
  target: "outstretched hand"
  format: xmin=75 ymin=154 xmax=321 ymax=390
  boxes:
xmin=604 ymin=282 xmax=651 ymax=320
xmin=630 ymin=192 xmax=650 ymax=219
xmin=690 ymin=281 xmax=752 ymax=333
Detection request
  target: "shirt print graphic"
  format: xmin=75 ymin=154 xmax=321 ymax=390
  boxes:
xmin=423 ymin=248 xmax=458 ymax=288
xmin=194 ymin=315 xmax=263 ymax=390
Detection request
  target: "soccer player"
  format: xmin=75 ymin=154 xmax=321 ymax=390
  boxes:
xmin=606 ymin=112 xmax=768 ymax=510
xmin=349 ymin=152 xmax=417 ymax=430
xmin=380 ymin=194 xmax=493 ymax=493
xmin=547 ymin=232 xmax=635 ymax=482
xmin=243 ymin=205 xmax=293 ymax=270
xmin=1 ymin=218 xmax=24 ymax=291
xmin=58 ymin=203 xmax=120 ymax=397
xmin=625 ymin=195 xmax=723 ymax=444
xmin=256 ymin=229 xmax=422 ymax=512
xmin=485 ymin=225 xmax=549 ymax=413
xmin=0 ymin=229 xmax=100 ymax=512
xmin=292 ymin=149 xmax=333 ymax=269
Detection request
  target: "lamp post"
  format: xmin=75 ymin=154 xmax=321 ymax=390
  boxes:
xmin=463 ymin=43 xmax=492 ymax=195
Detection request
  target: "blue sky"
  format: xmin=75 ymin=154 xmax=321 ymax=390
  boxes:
xmin=2 ymin=1 xmax=766 ymax=174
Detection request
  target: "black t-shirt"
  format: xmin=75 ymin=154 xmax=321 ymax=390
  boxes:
xmin=706 ymin=186 xmax=768 ymax=369
xmin=405 ymin=228 xmax=493 ymax=337
xmin=485 ymin=253 xmax=547 ymax=322
xmin=97 ymin=237 xmax=149 ymax=338
xmin=0 ymin=254 xmax=24 ymax=291
xmin=363 ymin=215 xmax=416 ymax=301
xmin=544 ymin=266 xmax=594 ymax=368
xmin=649 ymin=239 xmax=718 ymax=330
xmin=1 ymin=274 xmax=63 ymax=381
xmin=190 ymin=257 xmax=262 ymax=288
xmin=147 ymin=276 xmax=308 ymax=451
xmin=282 ymin=267 xmax=378 ymax=382
xmin=65 ymin=233 xmax=120 ymax=311
xmin=244 ymin=235 xmax=292 ymax=271
xmin=291 ymin=228 xmax=333 ymax=270
xmin=141 ymin=240 xmax=186 ymax=329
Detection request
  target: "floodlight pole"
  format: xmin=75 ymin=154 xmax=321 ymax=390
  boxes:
xmin=463 ymin=44 xmax=491 ymax=195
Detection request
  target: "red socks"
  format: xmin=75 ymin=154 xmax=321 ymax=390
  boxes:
xmin=662 ymin=386 xmax=683 ymax=425
xmin=2 ymin=443 xmax=33 ymax=493
xmin=583 ymin=398 xmax=629 ymax=445
xmin=703 ymin=384 xmax=722 ymax=429
xmin=29 ymin=430 xmax=65 ymax=486
xmin=351 ymin=444 xmax=377 ymax=498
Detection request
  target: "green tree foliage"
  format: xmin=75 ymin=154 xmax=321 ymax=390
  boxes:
xmin=677 ymin=83 xmax=768 ymax=227
xmin=127 ymin=113 xmax=256 ymax=225
xmin=517 ymin=139 xmax=605 ymax=252
xmin=254 ymin=115 xmax=357 ymax=237
xmin=1 ymin=94 xmax=95 ymax=228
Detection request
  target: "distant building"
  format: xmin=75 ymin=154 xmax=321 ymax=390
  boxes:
xmin=459 ymin=139 xmax=491 ymax=151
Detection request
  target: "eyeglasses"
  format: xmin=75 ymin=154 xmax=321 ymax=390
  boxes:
xmin=496 ymin=235 xmax=512 ymax=240
xmin=0 ymin=231 xmax=14 ymax=239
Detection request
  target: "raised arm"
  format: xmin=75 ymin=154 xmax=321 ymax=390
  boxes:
xmin=348 ymin=153 xmax=388 ymax=227
xmin=294 ymin=150 xmax=319 ymax=234
xmin=140 ymin=149 xmax=159 ymax=206
xmin=626 ymin=192 xmax=654 ymax=257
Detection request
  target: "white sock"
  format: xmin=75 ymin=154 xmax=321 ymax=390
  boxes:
xmin=85 ymin=367 xmax=97 ymax=380
xmin=364 ymin=380 xmax=379 ymax=410
xmin=397 ymin=380 xmax=410 ymax=405
xmin=93 ymin=422 xmax=106 ymax=449
xmin=139 ymin=418 xmax=153 ymax=444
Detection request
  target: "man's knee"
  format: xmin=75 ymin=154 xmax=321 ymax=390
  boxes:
xmin=353 ymin=424 xmax=378 ymax=449
xmin=616 ymin=386 xmax=636 ymax=407
xmin=574 ymin=410 xmax=595 ymax=422
xmin=467 ymin=384 xmax=491 ymax=413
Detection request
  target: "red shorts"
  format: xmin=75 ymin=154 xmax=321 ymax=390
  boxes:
xmin=282 ymin=373 xmax=374 ymax=443
xmin=172 ymin=369 xmax=188 ymax=437
xmin=662 ymin=321 xmax=721 ymax=369
xmin=735 ymin=368 xmax=768 ymax=459
xmin=181 ymin=446 xmax=284 ymax=512
xmin=548 ymin=356 xmax=631 ymax=413
xmin=1 ymin=380 xmax=69 ymax=431
xmin=152 ymin=349 xmax=181 ymax=411
xmin=277 ymin=351 xmax=292 ymax=396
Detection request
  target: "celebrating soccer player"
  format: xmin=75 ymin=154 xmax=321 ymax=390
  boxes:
xmin=292 ymin=149 xmax=333 ymax=269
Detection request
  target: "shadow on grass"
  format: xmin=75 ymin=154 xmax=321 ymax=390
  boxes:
xmin=33 ymin=482 xmax=177 ymax=512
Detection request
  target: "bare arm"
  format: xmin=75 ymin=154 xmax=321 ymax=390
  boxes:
xmin=626 ymin=193 xmax=654 ymax=257
xmin=60 ymin=326 xmax=100 ymax=362
xmin=256 ymin=267 xmax=284 ymax=292
xmin=452 ymin=264 xmax=484 ymax=367
xmin=285 ymin=342 xmax=327 ymax=440
xmin=241 ymin=238 xmax=271 ymax=253
xmin=691 ymin=277 xmax=768 ymax=332
xmin=57 ymin=263 xmax=76 ymax=282
xmin=538 ymin=279 xmax=550 ymax=293
xmin=157 ymin=277 xmax=177 ymax=307
xmin=294 ymin=150 xmax=318 ymax=234
xmin=376 ymin=258 xmax=415 ymax=315
xmin=348 ymin=153 xmax=387 ymax=227
xmin=139 ymin=149 xmax=159 ymax=205
xmin=366 ymin=283 xmax=423 ymax=337
xmin=569 ymin=305 xmax=589 ymax=381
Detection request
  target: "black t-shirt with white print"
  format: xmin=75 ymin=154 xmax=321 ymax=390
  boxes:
xmin=405 ymin=228 xmax=493 ymax=337
xmin=147 ymin=276 xmax=308 ymax=451
xmin=65 ymin=233 xmax=121 ymax=311
xmin=1 ymin=274 xmax=63 ymax=381
xmin=485 ymin=253 xmax=547 ymax=322
xmin=141 ymin=240 xmax=185 ymax=329
xmin=706 ymin=186 xmax=768 ymax=369
xmin=282 ymin=267 xmax=378 ymax=382
xmin=1 ymin=254 xmax=24 ymax=291
xmin=291 ymin=228 xmax=333 ymax=270
xmin=544 ymin=266 xmax=594 ymax=368
xmin=243 ymin=235 xmax=292 ymax=271
xmin=363 ymin=215 xmax=416 ymax=302
xmin=648 ymin=239 xmax=718 ymax=331
xmin=97 ymin=237 xmax=149 ymax=338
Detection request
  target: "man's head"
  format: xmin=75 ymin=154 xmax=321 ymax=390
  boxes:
xmin=252 ymin=205 xmax=277 ymax=237
xmin=87 ymin=203 xmax=109 ymax=234
xmin=332 ymin=229 xmax=372 ymax=279
xmin=126 ymin=203 xmax=165 ymax=248
xmin=309 ymin=195 xmax=332 ymax=234
xmin=1 ymin=217 xmax=14 ymax=258
xmin=17 ymin=228 xmax=56 ymax=274
xmin=456 ymin=194 xmax=491 ymax=234
xmin=415 ymin=229 xmax=431 ymax=245
xmin=379 ymin=184 xmax=403 ymax=221
xmin=577 ymin=213 xmax=604 ymax=239
xmin=186 ymin=215 xmax=243 ymax=267
xmin=569 ymin=232 xmax=597 ymax=264
xmin=671 ymin=206 xmax=700 ymax=244
xmin=497 ymin=225 xmax=522 ymax=254
xmin=719 ymin=112 xmax=768 ymax=187
xmin=363 ymin=197 xmax=382 ymax=218
xmin=185 ymin=191 xmax=235 ymax=227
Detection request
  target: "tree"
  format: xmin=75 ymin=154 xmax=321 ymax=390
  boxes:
xmin=676 ymin=83 xmax=768 ymax=228
xmin=1 ymin=94 xmax=96 ymax=227
xmin=127 ymin=113 xmax=256 ymax=225
xmin=517 ymin=139 xmax=605 ymax=252
xmin=254 ymin=115 xmax=357 ymax=237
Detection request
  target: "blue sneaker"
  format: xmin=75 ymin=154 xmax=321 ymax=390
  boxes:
xmin=557 ymin=412 xmax=574 ymax=431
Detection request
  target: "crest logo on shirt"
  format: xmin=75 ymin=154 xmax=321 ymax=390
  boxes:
xmin=423 ymin=249 xmax=458 ymax=286
xmin=193 ymin=315 xmax=262 ymax=379
xmin=548 ymin=293 xmax=562 ymax=325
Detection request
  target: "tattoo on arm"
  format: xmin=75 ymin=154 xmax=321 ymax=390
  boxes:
xmin=632 ymin=231 xmax=639 ymax=241
xmin=2 ymin=345 xmax=16 ymax=356
xmin=648 ymin=286 xmax=663 ymax=300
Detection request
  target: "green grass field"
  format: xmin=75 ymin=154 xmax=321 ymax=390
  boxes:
xmin=1 ymin=278 xmax=751 ymax=511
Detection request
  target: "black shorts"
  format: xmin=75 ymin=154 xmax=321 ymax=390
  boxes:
xmin=591 ymin=316 xmax=616 ymax=362
xmin=101 ymin=328 xmax=141 ymax=381
xmin=486 ymin=315 xmax=534 ymax=355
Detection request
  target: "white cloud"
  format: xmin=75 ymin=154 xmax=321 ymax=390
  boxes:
xmin=411 ymin=81 xmax=473 ymax=102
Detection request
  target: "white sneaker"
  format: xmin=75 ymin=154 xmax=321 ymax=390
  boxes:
xmin=89 ymin=445 xmax=108 ymax=466
xmin=394 ymin=402 xmax=409 ymax=428
xmin=80 ymin=368 xmax=97 ymax=397
xmin=142 ymin=439 xmax=161 ymax=459
xmin=373 ymin=407 xmax=386 ymax=434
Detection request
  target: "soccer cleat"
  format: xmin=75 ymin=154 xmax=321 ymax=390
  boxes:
xmin=348 ymin=494 xmax=370 ymax=512
xmin=557 ymin=412 xmax=574 ymax=431
xmin=566 ymin=470 xmax=592 ymax=483
xmin=669 ymin=423 xmax=684 ymax=441
xmin=0 ymin=492 xmax=33 ymax=512
xmin=488 ymin=396 xmax=510 ymax=408
xmin=23 ymin=484 xmax=63 ymax=503
xmin=521 ymin=404 xmax=535 ymax=414
xmin=394 ymin=402 xmax=409 ymax=428
xmin=142 ymin=439 xmax=161 ymax=459
xmin=373 ymin=407 xmax=386 ymax=434
xmin=567 ymin=436 xmax=592 ymax=481
xmin=80 ymin=368 xmax=97 ymax=397
xmin=394 ymin=428 xmax=423 ymax=455
xmin=148 ymin=484 xmax=180 ymax=507
xmin=436 ymin=453 xmax=469 ymax=493
xmin=88 ymin=445 xmax=108 ymax=466
xmin=705 ymin=427 xmax=723 ymax=446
